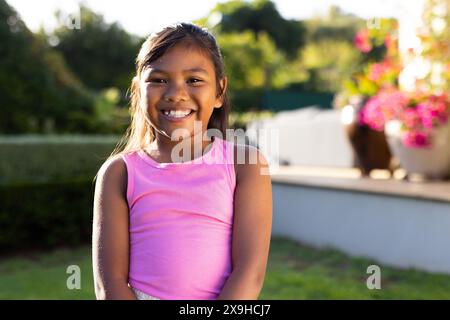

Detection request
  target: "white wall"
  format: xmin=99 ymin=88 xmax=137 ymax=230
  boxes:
xmin=272 ymin=182 xmax=450 ymax=274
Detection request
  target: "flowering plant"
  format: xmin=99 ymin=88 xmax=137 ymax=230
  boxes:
xmin=335 ymin=19 xmax=401 ymax=110
xmin=360 ymin=88 xmax=450 ymax=148
xmin=353 ymin=23 xmax=397 ymax=60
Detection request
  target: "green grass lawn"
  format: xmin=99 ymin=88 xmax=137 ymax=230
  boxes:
xmin=1 ymin=237 xmax=450 ymax=299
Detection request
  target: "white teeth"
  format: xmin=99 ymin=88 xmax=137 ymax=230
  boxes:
xmin=163 ymin=110 xmax=192 ymax=118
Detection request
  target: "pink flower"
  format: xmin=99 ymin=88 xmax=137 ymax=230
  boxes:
xmin=359 ymin=88 xmax=408 ymax=131
xmin=400 ymin=108 xmax=421 ymax=129
xmin=414 ymin=95 xmax=450 ymax=129
xmin=416 ymin=103 xmax=436 ymax=129
xmin=359 ymin=96 xmax=385 ymax=131
xmin=386 ymin=92 xmax=449 ymax=148
xmin=402 ymin=131 xmax=431 ymax=148
xmin=368 ymin=63 xmax=386 ymax=81
xmin=354 ymin=30 xmax=372 ymax=53
xmin=427 ymin=95 xmax=450 ymax=124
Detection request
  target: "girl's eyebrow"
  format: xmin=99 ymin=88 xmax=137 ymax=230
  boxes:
xmin=147 ymin=67 xmax=209 ymax=75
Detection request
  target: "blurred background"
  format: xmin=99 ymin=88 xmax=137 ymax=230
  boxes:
xmin=1 ymin=0 xmax=450 ymax=299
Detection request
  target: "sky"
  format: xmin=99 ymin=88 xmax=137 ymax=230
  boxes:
xmin=7 ymin=0 xmax=424 ymax=37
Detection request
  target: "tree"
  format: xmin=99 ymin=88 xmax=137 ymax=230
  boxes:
xmin=304 ymin=5 xmax=365 ymax=43
xmin=217 ymin=31 xmax=284 ymax=91
xmin=0 ymin=0 xmax=94 ymax=133
xmin=299 ymin=40 xmax=361 ymax=92
xmin=206 ymin=0 xmax=306 ymax=59
xmin=289 ymin=6 xmax=365 ymax=92
xmin=51 ymin=5 xmax=143 ymax=93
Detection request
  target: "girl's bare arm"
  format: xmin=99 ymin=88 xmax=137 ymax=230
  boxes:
xmin=217 ymin=145 xmax=273 ymax=300
xmin=92 ymin=156 xmax=137 ymax=300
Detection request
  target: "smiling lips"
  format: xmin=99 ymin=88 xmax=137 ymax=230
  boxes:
xmin=162 ymin=109 xmax=192 ymax=117
xmin=160 ymin=108 xmax=195 ymax=120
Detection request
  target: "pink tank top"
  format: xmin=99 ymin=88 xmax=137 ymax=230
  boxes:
xmin=121 ymin=136 xmax=236 ymax=300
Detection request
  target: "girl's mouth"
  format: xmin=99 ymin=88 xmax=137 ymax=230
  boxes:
xmin=160 ymin=109 xmax=195 ymax=122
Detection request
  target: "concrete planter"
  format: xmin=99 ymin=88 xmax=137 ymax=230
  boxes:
xmin=386 ymin=120 xmax=450 ymax=179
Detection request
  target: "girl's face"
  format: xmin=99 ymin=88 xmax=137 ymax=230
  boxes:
xmin=140 ymin=44 xmax=226 ymax=141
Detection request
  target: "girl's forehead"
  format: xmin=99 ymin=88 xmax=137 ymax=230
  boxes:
xmin=147 ymin=44 xmax=215 ymax=72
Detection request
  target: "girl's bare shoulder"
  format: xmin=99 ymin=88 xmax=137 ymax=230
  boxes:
xmin=232 ymin=143 xmax=268 ymax=184
xmin=96 ymin=154 xmax=127 ymax=198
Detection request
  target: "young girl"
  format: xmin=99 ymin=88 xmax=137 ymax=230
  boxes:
xmin=92 ymin=23 xmax=272 ymax=300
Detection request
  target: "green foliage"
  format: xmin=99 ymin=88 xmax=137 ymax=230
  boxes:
xmin=209 ymin=0 xmax=306 ymax=59
xmin=304 ymin=6 xmax=365 ymax=43
xmin=0 ymin=135 xmax=122 ymax=253
xmin=362 ymin=18 xmax=399 ymax=64
xmin=0 ymin=135 xmax=119 ymax=184
xmin=299 ymin=40 xmax=361 ymax=92
xmin=92 ymin=88 xmax=130 ymax=133
xmin=202 ymin=2 xmax=364 ymax=98
xmin=0 ymin=0 xmax=95 ymax=134
xmin=334 ymin=17 xmax=401 ymax=109
xmin=217 ymin=31 xmax=285 ymax=91
xmin=0 ymin=179 xmax=94 ymax=253
xmin=289 ymin=7 xmax=365 ymax=93
xmin=51 ymin=5 xmax=143 ymax=93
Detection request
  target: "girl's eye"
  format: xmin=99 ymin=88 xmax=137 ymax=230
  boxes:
xmin=146 ymin=78 xmax=203 ymax=84
xmin=148 ymin=78 xmax=167 ymax=84
xmin=188 ymin=78 xmax=202 ymax=84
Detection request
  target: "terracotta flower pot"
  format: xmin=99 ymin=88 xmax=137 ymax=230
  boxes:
xmin=344 ymin=122 xmax=393 ymax=176
xmin=341 ymin=105 xmax=392 ymax=176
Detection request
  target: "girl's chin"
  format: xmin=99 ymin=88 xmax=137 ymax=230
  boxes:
xmin=154 ymin=123 xmax=208 ymax=140
xmin=156 ymin=129 xmax=195 ymax=141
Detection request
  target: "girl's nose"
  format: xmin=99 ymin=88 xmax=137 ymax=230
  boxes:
xmin=163 ymin=81 xmax=189 ymax=102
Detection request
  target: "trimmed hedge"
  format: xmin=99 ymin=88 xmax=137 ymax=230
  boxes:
xmin=0 ymin=135 xmax=120 ymax=253
xmin=0 ymin=178 xmax=94 ymax=253
xmin=0 ymin=135 xmax=119 ymax=184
